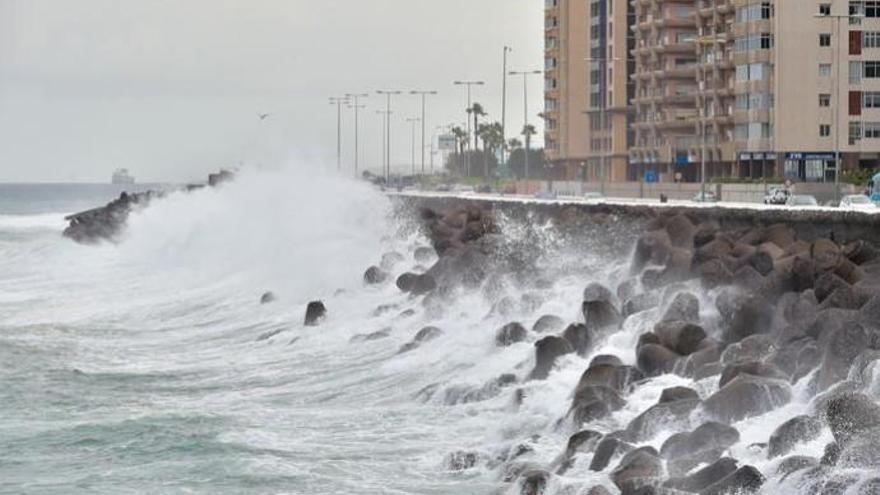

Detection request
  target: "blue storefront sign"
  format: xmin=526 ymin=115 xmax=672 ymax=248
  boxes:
xmin=644 ymin=170 xmax=657 ymax=183
xmin=675 ymin=153 xmax=689 ymax=166
xmin=785 ymin=152 xmax=835 ymax=161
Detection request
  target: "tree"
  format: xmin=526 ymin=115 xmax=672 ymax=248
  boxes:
xmin=477 ymin=121 xmax=504 ymax=179
xmin=507 ymin=138 xmax=522 ymax=151
xmin=447 ymin=126 xmax=469 ymax=175
xmin=468 ymin=103 xmax=487 ymax=152
xmin=521 ymin=124 xmax=537 ymax=179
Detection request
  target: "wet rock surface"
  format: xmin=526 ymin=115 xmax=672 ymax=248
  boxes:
xmin=390 ymin=199 xmax=880 ymax=493
xmin=63 ymin=170 xmax=233 ymax=243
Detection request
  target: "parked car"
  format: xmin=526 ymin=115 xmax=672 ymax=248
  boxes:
xmin=763 ymin=187 xmax=790 ymax=205
xmin=502 ymin=184 xmax=517 ymax=195
xmin=476 ymin=184 xmax=492 ymax=193
xmin=839 ymin=194 xmax=877 ymax=211
xmin=693 ymin=191 xmax=718 ymax=203
xmin=452 ymin=185 xmax=475 ymax=194
xmin=435 ymin=184 xmax=452 ymax=192
xmin=534 ymin=190 xmax=558 ymax=200
xmin=583 ymin=192 xmax=604 ymax=201
xmin=786 ymin=195 xmax=819 ymax=207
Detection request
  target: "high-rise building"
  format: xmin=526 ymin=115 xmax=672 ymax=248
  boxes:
xmin=548 ymin=0 xmax=880 ymax=184
xmin=544 ymin=0 xmax=634 ymax=182
xmin=544 ymin=0 xmax=591 ymax=178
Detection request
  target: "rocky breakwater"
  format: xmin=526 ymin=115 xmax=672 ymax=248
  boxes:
xmin=63 ymin=170 xmax=234 ymax=244
xmin=388 ymin=197 xmax=880 ymax=495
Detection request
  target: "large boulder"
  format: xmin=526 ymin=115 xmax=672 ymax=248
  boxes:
xmin=661 ymin=292 xmax=700 ymax=323
xmin=812 ymin=239 xmax=843 ymax=273
xmin=814 ymin=325 xmax=872 ymax=392
xmin=663 ymin=457 xmax=738 ymax=493
xmin=632 ymin=230 xmax=673 ymax=274
xmin=767 ymin=415 xmax=824 ymax=459
xmin=665 ymin=214 xmax=696 ymax=248
xmin=590 ymin=436 xmax=633 ymax=472
xmin=703 ymin=375 xmax=792 ymax=424
xmin=718 ymin=361 xmax=789 ymax=388
xmin=260 ymin=291 xmax=276 ymax=304
xmin=304 ymin=301 xmax=327 ymax=326
xmin=653 ymin=321 xmax=707 ymax=356
xmin=532 ymin=314 xmax=565 ymax=334
xmin=570 ymin=385 xmax=626 ymax=425
xmin=398 ymin=326 xmax=443 ymax=353
xmin=610 ymin=447 xmax=664 ymax=493
xmin=363 ymin=266 xmax=388 ymax=285
xmin=496 ymin=322 xmax=528 ymax=347
xmin=623 ymin=292 xmax=661 ymax=317
xmin=529 ymin=336 xmax=574 ymax=380
xmin=720 ymin=334 xmax=776 ymax=366
xmin=699 ymin=465 xmax=765 ymax=495
xmin=562 ymin=429 xmax=604 ymax=460
xmin=582 ymin=283 xmax=622 ymax=332
xmin=575 ymin=363 xmax=644 ymax=394
xmin=562 ymin=323 xmax=593 ymax=356
xmin=637 ymin=343 xmax=681 ymax=377
xmin=721 ymin=295 xmax=775 ymax=344
xmin=661 ymin=422 xmax=740 ymax=476
xmin=626 ymin=397 xmax=701 ymax=442
xmin=824 ymin=393 xmax=880 ymax=446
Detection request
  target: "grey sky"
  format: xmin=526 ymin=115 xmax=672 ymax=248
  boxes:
xmin=0 ymin=0 xmax=544 ymax=183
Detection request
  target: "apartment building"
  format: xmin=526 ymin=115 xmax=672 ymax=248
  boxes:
xmin=544 ymin=0 xmax=634 ymax=181
xmin=628 ymin=0 xmax=880 ymax=183
xmin=544 ymin=0 xmax=590 ymax=178
xmin=547 ymin=0 xmax=880 ymax=184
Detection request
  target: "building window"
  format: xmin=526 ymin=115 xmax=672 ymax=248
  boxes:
xmin=865 ymin=32 xmax=880 ymax=48
xmin=851 ymin=60 xmax=864 ymax=83
xmin=820 ymin=63 xmax=832 ymax=77
xmin=866 ymin=61 xmax=880 ymax=77
xmin=867 ymin=1 xmax=880 ymax=18
xmin=820 ymin=124 xmax=832 ymax=137
xmin=850 ymin=121 xmax=863 ymax=144
xmin=866 ymin=91 xmax=880 ymax=107
xmin=820 ymin=94 xmax=832 ymax=107
xmin=735 ymin=33 xmax=774 ymax=52
xmin=820 ymin=33 xmax=832 ymax=47
xmin=865 ymin=121 xmax=880 ymax=138
xmin=736 ymin=2 xmax=773 ymax=22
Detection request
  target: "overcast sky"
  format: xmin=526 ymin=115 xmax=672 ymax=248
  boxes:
xmin=0 ymin=0 xmax=544 ymax=183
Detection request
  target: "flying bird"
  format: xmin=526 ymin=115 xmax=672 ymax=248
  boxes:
xmin=258 ymin=113 xmax=271 ymax=121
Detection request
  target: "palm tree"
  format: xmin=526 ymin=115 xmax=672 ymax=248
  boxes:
xmin=468 ymin=103 xmax=487 ymax=152
xmin=522 ymin=124 xmax=537 ymax=179
xmin=507 ymin=138 xmax=522 ymax=150
xmin=477 ymin=122 xmax=504 ymax=179
xmin=450 ymin=126 xmax=468 ymax=175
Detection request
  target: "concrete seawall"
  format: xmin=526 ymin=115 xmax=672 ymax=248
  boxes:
xmin=392 ymin=192 xmax=880 ymax=245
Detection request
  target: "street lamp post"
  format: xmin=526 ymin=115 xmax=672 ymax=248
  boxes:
xmin=454 ymin=80 xmax=485 ymax=177
xmin=376 ymin=90 xmax=402 ymax=183
xmin=329 ymin=96 xmax=350 ymax=172
xmin=695 ymin=35 xmax=727 ymax=202
xmin=509 ymin=69 xmax=542 ymax=180
xmin=502 ymin=46 xmax=512 ymax=169
xmin=816 ymin=12 xmax=862 ymax=204
xmin=410 ymin=90 xmax=437 ymax=175
xmin=376 ymin=110 xmax=388 ymax=180
xmin=345 ymin=93 xmax=369 ymax=178
xmin=406 ymin=117 xmax=421 ymax=175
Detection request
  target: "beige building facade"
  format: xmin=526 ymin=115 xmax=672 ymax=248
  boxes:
xmin=544 ymin=0 xmax=590 ymax=179
xmin=549 ymin=0 xmax=880 ymax=184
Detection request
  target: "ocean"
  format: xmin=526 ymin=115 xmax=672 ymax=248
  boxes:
xmin=0 ymin=170 xmax=872 ymax=494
